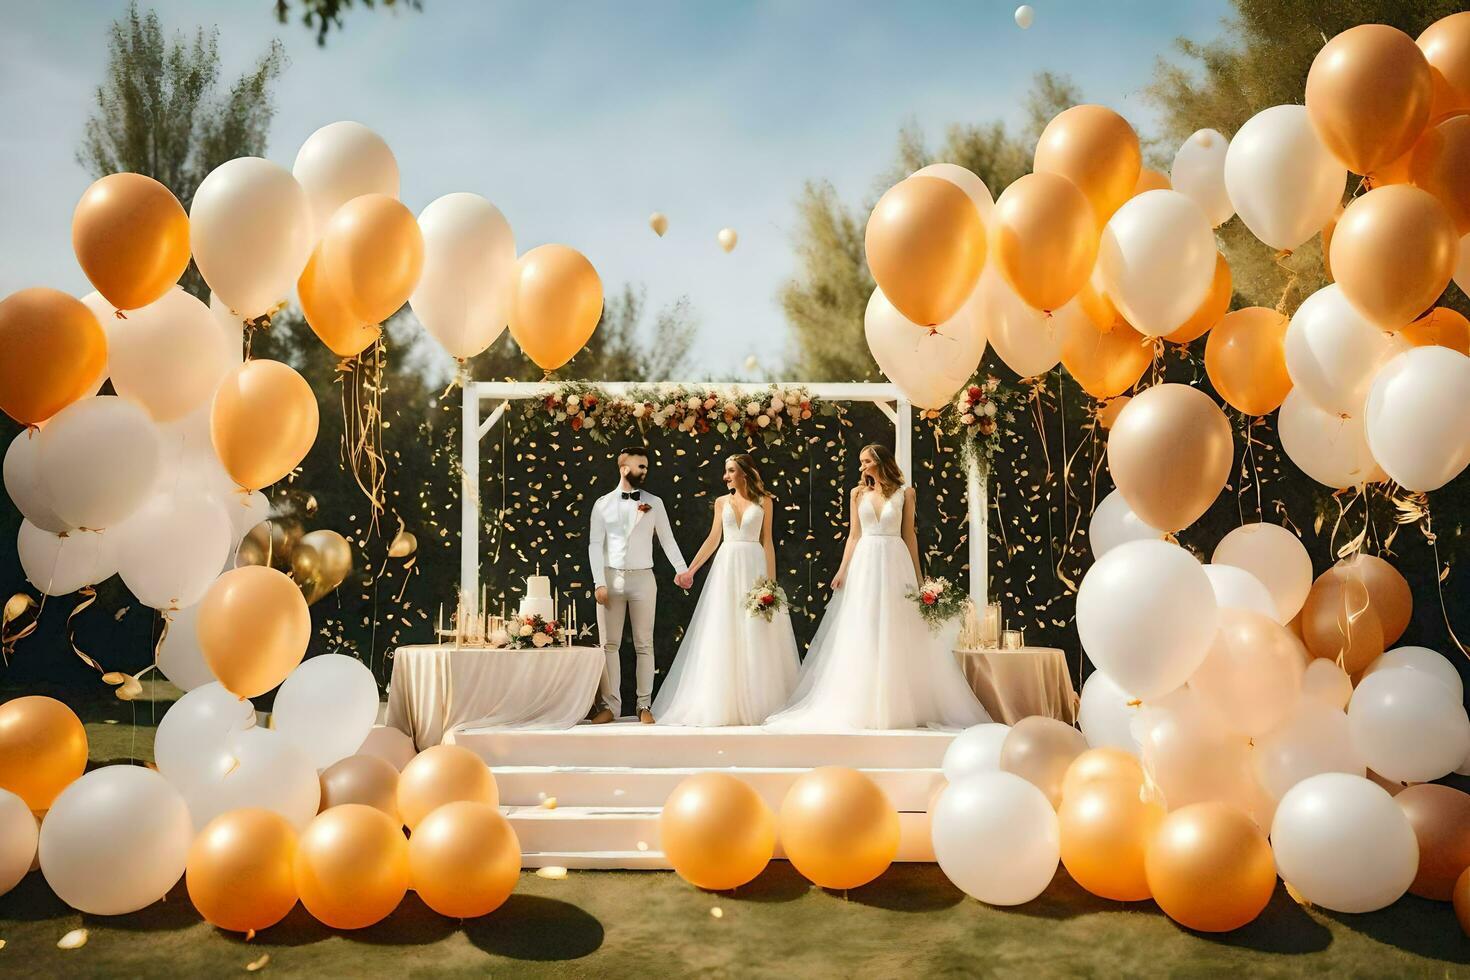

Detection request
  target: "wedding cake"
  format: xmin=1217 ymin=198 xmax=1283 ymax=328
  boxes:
xmin=518 ymin=574 xmax=555 ymax=621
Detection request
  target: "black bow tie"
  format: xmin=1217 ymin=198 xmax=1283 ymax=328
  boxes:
xmin=621 ymin=491 xmax=641 ymax=500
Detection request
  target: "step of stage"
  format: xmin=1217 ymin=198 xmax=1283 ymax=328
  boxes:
xmin=506 ymin=806 xmax=937 ymax=867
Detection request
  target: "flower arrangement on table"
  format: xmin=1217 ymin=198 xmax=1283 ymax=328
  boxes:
xmin=500 ymin=613 xmax=568 ymax=649
xmin=743 ymin=577 xmax=788 ymax=622
xmin=906 ymin=576 xmax=969 ymax=631
xmin=526 ymin=383 xmax=835 ymax=447
xmin=939 ymin=376 xmax=1017 ymax=472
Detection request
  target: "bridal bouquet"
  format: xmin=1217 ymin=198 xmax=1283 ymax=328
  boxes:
xmin=744 ymin=577 xmax=788 ymax=622
xmin=505 ymin=614 xmax=567 ymax=649
xmin=906 ymin=577 xmax=967 ymax=631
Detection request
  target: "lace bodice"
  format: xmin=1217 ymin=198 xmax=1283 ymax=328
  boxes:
xmin=722 ymin=497 xmax=764 ymax=543
xmin=859 ymin=490 xmax=904 ymax=537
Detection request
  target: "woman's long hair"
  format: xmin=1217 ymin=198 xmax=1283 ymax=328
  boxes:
xmin=859 ymin=443 xmax=905 ymax=497
xmin=727 ymin=453 xmax=769 ymax=501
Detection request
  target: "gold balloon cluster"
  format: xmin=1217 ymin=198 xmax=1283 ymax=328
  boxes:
xmin=235 ymin=497 xmax=355 ymax=607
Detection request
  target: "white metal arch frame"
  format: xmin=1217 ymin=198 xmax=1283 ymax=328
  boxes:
xmin=459 ymin=381 xmax=987 ymax=625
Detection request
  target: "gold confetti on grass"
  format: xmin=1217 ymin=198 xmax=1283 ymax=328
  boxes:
xmin=710 ymin=907 xmax=724 ymax=919
xmin=245 ymin=953 xmax=270 ymax=971
xmin=535 ymin=866 xmax=568 ymax=880
xmin=57 ymin=928 xmax=88 ymax=949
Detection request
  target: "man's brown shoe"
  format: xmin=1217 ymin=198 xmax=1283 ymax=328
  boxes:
xmin=638 ymin=707 xmax=655 ymax=725
xmin=589 ymin=707 xmax=614 ymax=724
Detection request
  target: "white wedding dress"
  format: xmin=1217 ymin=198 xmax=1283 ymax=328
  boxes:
xmin=653 ymin=500 xmax=800 ymax=727
xmin=764 ymin=489 xmax=991 ymax=732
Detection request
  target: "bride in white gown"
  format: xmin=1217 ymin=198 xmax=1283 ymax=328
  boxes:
xmin=653 ymin=454 xmax=800 ymax=726
xmin=765 ymin=443 xmax=990 ymax=732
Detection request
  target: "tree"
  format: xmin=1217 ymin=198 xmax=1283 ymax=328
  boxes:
xmin=781 ymin=72 xmax=1080 ymax=381
xmin=274 ymin=0 xmax=423 ymax=46
xmin=77 ymin=3 xmax=286 ymax=299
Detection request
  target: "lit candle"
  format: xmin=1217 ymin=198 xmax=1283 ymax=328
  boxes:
xmin=437 ymin=603 xmax=443 ymax=637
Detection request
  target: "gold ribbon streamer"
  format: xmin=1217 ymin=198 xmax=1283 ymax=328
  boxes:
xmin=66 ymin=587 xmax=103 ymax=675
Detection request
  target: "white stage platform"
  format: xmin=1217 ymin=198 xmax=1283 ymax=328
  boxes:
xmin=447 ymin=721 xmax=956 ymax=870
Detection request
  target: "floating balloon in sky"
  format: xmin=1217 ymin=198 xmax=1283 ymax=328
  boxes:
xmin=649 ymin=212 xmax=668 ymax=237
xmin=1015 ymin=5 xmax=1035 ymax=30
xmin=717 ymin=228 xmax=738 ymax=252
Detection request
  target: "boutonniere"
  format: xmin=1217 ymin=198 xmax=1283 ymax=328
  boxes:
xmin=637 ymin=502 xmax=653 ymax=514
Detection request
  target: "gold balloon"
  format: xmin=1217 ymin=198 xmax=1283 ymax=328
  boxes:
xmin=1299 ymin=567 xmax=1386 ymax=673
xmin=1106 ymin=383 xmax=1233 ymax=533
xmin=1418 ymin=13 xmax=1470 ymax=121
xmin=387 ymin=530 xmax=417 ymax=559
xmin=319 ymin=193 xmax=424 ymax=324
xmin=1316 ymin=554 xmax=1412 ymax=648
xmin=1163 ymin=252 xmax=1231 ymax=345
xmin=409 ymin=801 xmax=521 ymax=918
xmin=1144 ymin=802 xmax=1276 ymax=932
xmin=197 ymin=566 xmax=311 ymax=699
xmin=1332 ymin=187 xmax=1458 ymax=330
xmin=1077 ymin=267 xmax=1119 ymax=333
xmin=294 ymin=804 xmax=409 ymax=930
xmin=994 ymin=172 xmax=1098 ymax=313
xmin=211 ymin=359 xmax=320 ymax=491
xmin=778 ymin=767 xmax=899 ymax=890
xmin=292 ymin=529 xmax=353 ymax=605
xmin=1060 ymin=782 xmax=1163 ymax=902
xmin=1133 ymin=168 xmax=1171 ymax=195
xmin=659 ymin=772 xmax=776 ymax=891
xmin=397 ymin=744 xmax=497 ymax=831
xmin=1033 ymin=105 xmax=1142 ymax=223
xmin=320 ymin=754 xmax=400 ymax=823
xmin=1204 ymin=307 xmax=1293 ymax=416
xmin=186 ymin=808 xmax=299 ymax=933
xmin=717 ymin=228 xmax=739 ymax=253
xmin=0 ymin=696 xmax=87 ymax=811
xmin=71 ymin=173 xmax=190 ymax=312
xmin=1306 ymin=24 xmax=1434 ymax=176
xmin=298 ymin=248 xmax=381 ymax=358
xmin=0 ymin=288 xmax=108 ymax=426
xmin=998 ymin=716 xmax=1090 ymax=809
xmin=1401 ymin=306 xmax=1470 ymax=356
xmin=864 ymin=176 xmax=987 ymax=327
xmin=1060 ymin=747 xmax=1144 ymax=803
xmin=1395 ymin=783 xmax=1470 ymax=901
xmin=1409 ymin=114 xmax=1470 ymax=234
xmin=1058 ymin=311 xmax=1151 ymax=401
xmin=649 ymin=212 xmax=668 ymax=237
xmin=508 ymin=244 xmax=604 ymax=372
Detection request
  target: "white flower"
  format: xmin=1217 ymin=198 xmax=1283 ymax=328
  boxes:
xmin=531 ymin=632 xmax=552 ymax=648
xmin=519 ymin=624 xmax=534 ymax=637
xmin=490 ymin=628 xmax=511 ymax=647
xmin=686 ymin=395 xmax=701 ymax=410
xmin=583 ymin=417 xmax=597 ymax=428
xmin=632 ymin=404 xmax=646 ymax=418
xmin=770 ymin=396 xmax=785 ymax=412
xmin=983 ymin=402 xmax=997 ymax=417
xmin=960 ymin=412 xmax=976 ymax=426
xmin=785 ymin=388 xmax=802 ymax=404
xmin=566 ymin=395 xmax=580 ymax=410
xmin=757 ymin=414 xmax=770 ymax=428
xmin=746 ymin=401 xmax=761 ymax=416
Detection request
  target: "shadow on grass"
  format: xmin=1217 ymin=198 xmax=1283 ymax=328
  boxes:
xmin=0 ymin=872 xmax=73 ymax=923
xmin=1322 ymin=894 xmax=1470 ymax=964
xmin=1197 ymin=886 xmax=1332 ymax=955
xmin=993 ymin=869 xmax=1136 ymax=921
xmin=80 ymin=881 xmax=203 ymax=933
xmin=723 ymin=861 xmax=810 ymax=903
xmin=848 ymin=864 xmax=965 ymax=913
xmin=463 ymin=894 xmax=604 ymax=961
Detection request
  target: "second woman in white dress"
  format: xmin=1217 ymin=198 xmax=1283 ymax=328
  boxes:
xmin=653 ymin=454 xmax=800 ymax=727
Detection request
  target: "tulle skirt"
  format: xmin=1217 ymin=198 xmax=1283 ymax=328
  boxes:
xmin=764 ymin=536 xmax=990 ymax=732
xmin=653 ymin=541 xmax=800 ymax=727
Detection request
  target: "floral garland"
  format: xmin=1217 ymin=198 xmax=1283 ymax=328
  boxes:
xmin=933 ymin=376 xmax=1020 ymax=472
xmin=525 ymin=383 xmax=838 ymax=447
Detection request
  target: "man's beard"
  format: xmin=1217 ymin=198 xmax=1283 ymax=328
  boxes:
xmin=624 ymin=470 xmax=647 ymax=488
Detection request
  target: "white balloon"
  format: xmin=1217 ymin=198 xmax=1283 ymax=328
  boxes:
xmin=1224 ymin=105 xmax=1346 ymax=252
xmin=38 ymin=396 xmax=160 ymax=530
xmin=76 ymin=293 xmax=112 ymax=396
xmin=358 ymin=725 xmax=419 ymax=770
xmin=1096 ymin=190 xmax=1215 ymax=337
xmin=1277 ymin=388 xmax=1384 ymax=488
xmin=1300 ymin=658 xmax=1353 ymax=710
xmin=975 ymin=267 xmax=1059 ymax=377
xmin=0 ymin=789 xmax=37 ymax=898
xmin=1201 ymin=564 xmax=1279 ymax=621
xmin=940 ymin=723 xmax=1011 ymax=782
xmin=1363 ymin=646 xmax=1463 ymax=702
xmin=932 ymin=771 xmax=1058 ymax=906
xmin=1254 ymin=701 xmax=1364 ymax=803
xmin=39 ymin=766 xmax=192 ymax=915
xmin=154 ymin=681 xmax=257 ymax=784
xmin=410 ymin=192 xmax=516 ymax=360
xmin=114 ymin=494 xmax=232 ymax=610
xmin=1088 ymin=489 xmax=1165 ymax=560
xmin=190 ymin=157 xmax=313 ymax=319
xmin=1075 ymin=539 xmax=1218 ymax=699
xmin=1140 ymin=697 xmax=1259 ymax=814
xmin=1347 ymin=667 xmax=1470 ymax=783
xmin=912 ymin=163 xmax=994 ymax=223
xmin=17 ymin=521 xmax=115 ymax=595
xmin=272 ymin=654 xmax=381 ymax=770
xmin=1364 ymin=345 xmax=1470 ymax=492
xmin=102 ymin=287 xmax=230 ymax=423
xmin=1013 ymin=5 xmax=1034 ymax=29
xmin=865 ymin=286 xmax=986 ymax=410
xmin=1285 ymin=285 xmax=1407 ymax=419
xmin=156 ymin=602 xmax=218 ymax=692
xmin=4 ymin=430 xmax=70 ymax=532
xmin=1211 ymin=523 xmax=1314 ymax=624
xmin=1170 ymin=129 xmax=1234 ymax=228
xmin=208 ymin=293 xmax=247 ymax=365
xmin=292 ymin=120 xmax=400 ymax=239
xmin=177 ymin=727 xmax=321 ymax=832
xmin=224 ymin=491 xmax=270 ymax=548
xmin=1077 ymin=670 xmax=1142 ymax=754
xmin=1270 ymin=773 xmax=1417 ymax=913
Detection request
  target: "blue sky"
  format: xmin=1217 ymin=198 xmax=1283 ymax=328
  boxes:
xmin=0 ymin=0 xmax=1232 ymax=376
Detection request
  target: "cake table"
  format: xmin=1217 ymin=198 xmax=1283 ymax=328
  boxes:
xmin=954 ymin=647 xmax=1079 ymax=725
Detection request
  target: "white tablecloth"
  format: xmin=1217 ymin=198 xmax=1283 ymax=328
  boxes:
xmin=385 ymin=644 xmax=605 ymax=749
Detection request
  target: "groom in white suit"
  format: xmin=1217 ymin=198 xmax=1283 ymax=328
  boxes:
xmin=588 ymin=446 xmax=689 ymax=724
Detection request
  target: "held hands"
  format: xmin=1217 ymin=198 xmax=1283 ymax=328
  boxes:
xmin=595 ymin=586 xmax=608 ymax=606
xmin=674 ymin=570 xmax=695 ymax=590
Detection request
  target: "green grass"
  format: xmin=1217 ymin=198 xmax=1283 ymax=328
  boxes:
xmin=1 ymin=683 xmax=1467 ymax=979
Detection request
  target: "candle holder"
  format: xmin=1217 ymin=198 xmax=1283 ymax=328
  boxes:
xmin=982 ymin=603 xmax=1002 ymax=649
xmin=1001 ymin=628 xmax=1025 ymax=651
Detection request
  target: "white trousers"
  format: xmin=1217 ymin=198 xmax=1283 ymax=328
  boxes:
xmin=597 ymin=567 xmax=656 ymax=717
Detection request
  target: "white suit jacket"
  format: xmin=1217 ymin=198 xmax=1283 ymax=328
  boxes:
xmin=588 ymin=487 xmax=688 ymax=589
